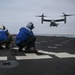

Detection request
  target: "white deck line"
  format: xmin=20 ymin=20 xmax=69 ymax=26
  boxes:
xmin=16 ymin=53 xmax=52 ymax=60
xmin=0 ymin=56 xmax=7 ymax=60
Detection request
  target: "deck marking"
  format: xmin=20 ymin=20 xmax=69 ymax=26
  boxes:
xmin=35 ymin=42 xmax=41 ymax=44
xmin=1 ymin=49 xmax=75 ymax=60
xmin=0 ymin=56 xmax=7 ymax=60
xmin=16 ymin=53 xmax=52 ymax=60
xmin=47 ymin=46 xmax=57 ymax=49
xmin=55 ymin=44 xmax=62 ymax=46
xmin=38 ymin=50 xmax=75 ymax=58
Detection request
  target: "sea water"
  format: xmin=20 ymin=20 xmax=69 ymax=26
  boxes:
xmin=35 ymin=34 xmax=75 ymax=38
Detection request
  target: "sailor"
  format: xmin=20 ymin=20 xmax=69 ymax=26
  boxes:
xmin=15 ymin=22 xmax=37 ymax=52
xmin=0 ymin=25 xmax=12 ymax=49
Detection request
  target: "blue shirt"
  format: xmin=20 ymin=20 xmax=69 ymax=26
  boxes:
xmin=0 ymin=29 xmax=8 ymax=41
xmin=15 ymin=27 xmax=34 ymax=44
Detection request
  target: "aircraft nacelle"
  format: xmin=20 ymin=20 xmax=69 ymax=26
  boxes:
xmin=64 ymin=16 xmax=66 ymax=23
xmin=41 ymin=17 xmax=43 ymax=24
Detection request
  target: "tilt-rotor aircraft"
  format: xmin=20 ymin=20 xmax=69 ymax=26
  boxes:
xmin=36 ymin=13 xmax=74 ymax=27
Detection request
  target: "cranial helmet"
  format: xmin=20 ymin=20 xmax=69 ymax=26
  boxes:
xmin=26 ymin=22 xmax=34 ymax=30
xmin=0 ymin=25 xmax=6 ymax=30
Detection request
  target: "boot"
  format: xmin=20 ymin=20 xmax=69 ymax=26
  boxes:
xmin=0 ymin=45 xmax=4 ymax=49
xmin=19 ymin=47 xmax=23 ymax=51
xmin=25 ymin=47 xmax=37 ymax=53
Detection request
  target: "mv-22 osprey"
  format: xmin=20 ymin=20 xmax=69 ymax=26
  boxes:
xmin=36 ymin=13 xmax=74 ymax=27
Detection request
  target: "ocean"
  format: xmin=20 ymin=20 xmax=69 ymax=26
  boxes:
xmin=35 ymin=34 xmax=75 ymax=38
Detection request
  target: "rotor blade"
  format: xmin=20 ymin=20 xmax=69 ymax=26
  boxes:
xmin=36 ymin=13 xmax=47 ymax=17
xmin=36 ymin=15 xmax=47 ymax=17
xmin=62 ymin=12 xmax=75 ymax=17
xmin=62 ymin=12 xmax=65 ymax=15
xmin=36 ymin=15 xmax=43 ymax=17
xmin=65 ymin=14 xmax=75 ymax=16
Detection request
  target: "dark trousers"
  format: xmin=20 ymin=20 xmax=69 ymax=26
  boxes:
xmin=17 ymin=36 xmax=36 ymax=49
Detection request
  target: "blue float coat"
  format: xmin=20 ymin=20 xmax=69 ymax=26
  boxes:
xmin=15 ymin=27 xmax=34 ymax=44
xmin=0 ymin=29 xmax=8 ymax=41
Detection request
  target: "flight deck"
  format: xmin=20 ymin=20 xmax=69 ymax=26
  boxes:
xmin=0 ymin=35 xmax=75 ymax=75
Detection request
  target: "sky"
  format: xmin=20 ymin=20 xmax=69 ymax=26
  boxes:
xmin=0 ymin=0 xmax=75 ymax=35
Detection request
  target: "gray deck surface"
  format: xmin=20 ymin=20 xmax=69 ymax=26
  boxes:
xmin=0 ymin=35 xmax=75 ymax=75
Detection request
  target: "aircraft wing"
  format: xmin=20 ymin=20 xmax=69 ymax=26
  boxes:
xmin=55 ymin=19 xmax=64 ymax=22
xmin=43 ymin=19 xmax=64 ymax=22
xmin=43 ymin=19 xmax=51 ymax=22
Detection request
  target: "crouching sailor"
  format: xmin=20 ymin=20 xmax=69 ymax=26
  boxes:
xmin=15 ymin=22 xmax=37 ymax=53
xmin=0 ymin=25 xmax=12 ymax=49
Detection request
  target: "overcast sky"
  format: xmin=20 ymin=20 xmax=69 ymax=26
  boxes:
xmin=0 ymin=0 xmax=75 ymax=35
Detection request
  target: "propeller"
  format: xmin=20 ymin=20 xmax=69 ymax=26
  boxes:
xmin=62 ymin=12 xmax=75 ymax=17
xmin=36 ymin=13 xmax=47 ymax=17
xmin=36 ymin=13 xmax=47 ymax=24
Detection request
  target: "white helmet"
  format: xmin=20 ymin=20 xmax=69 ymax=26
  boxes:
xmin=26 ymin=22 xmax=34 ymax=30
xmin=0 ymin=25 xmax=6 ymax=30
